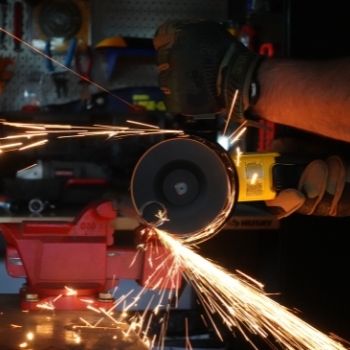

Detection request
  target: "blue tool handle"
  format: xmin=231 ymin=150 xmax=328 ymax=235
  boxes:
xmin=64 ymin=37 xmax=77 ymax=68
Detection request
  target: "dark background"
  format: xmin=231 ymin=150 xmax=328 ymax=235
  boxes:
xmin=203 ymin=0 xmax=350 ymax=347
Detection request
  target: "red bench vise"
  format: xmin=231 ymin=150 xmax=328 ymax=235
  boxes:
xmin=0 ymin=201 xmax=180 ymax=310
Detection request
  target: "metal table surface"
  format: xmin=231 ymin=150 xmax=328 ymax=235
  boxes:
xmin=0 ymin=294 xmax=148 ymax=350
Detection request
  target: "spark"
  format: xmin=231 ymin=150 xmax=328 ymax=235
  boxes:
xmin=236 ymin=269 xmax=264 ymax=290
xmin=80 ymin=301 xmax=152 ymax=348
xmin=0 ymin=132 xmax=47 ymax=140
xmin=154 ymin=228 xmax=348 ymax=350
xmin=79 ymin=298 xmax=94 ymax=304
xmin=18 ymin=342 xmax=28 ymax=348
xmin=0 ymin=120 xmax=184 ymax=154
xmin=155 ymin=209 xmax=170 ymax=226
xmin=1 ymin=121 xmax=45 ymax=130
xmin=0 ymin=142 xmax=23 ymax=149
xmin=70 ymin=240 xmax=181 ymax=349
xmin=52 ymin=294 xmax=63 ymax=303
xmin=73 ymin=325 xmax=123 ymax=331
xmin=223 ymin=89 xmax=239 ymax=137
xmin=79 ymin=317 xmax=94 ymax=327
xmin=26 ymin=331 xmax=35 ymax=341
xmin=19 ymin=139 xmax=48 ymax=151
xmin=74 ymin=333 xmax=82 ymax=344
xmin=36 ymin=302 xmax=55 ymax=311
xmin=217 ymin=135 xmax=230 ymax=150
xmin=93 ymin=123 xmax=130 ymax=131
xmin=65 ymin=286 xmax=78 ymax=296
xmin=235 ymin=146 xmax=243 ymax=167
xmin=10 ymin=324 xmax=23 ymax=328
xmin=229 ymin=123 xmax=247 ymax=146
xmin=1 ymin=27 xmax=340 ymax=346
xmin=129 ymin=248 xmax=142 ymax=268
xmin=86 ymin=305 xmax=101 ymax=314
xmin=185 ymin=317 xmax=193 ymax=350
xmin=126 ymin=120 xmax=160 ymax=129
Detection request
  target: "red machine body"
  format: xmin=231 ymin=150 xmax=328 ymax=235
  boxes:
xmin=0 ymin=201 xmax=180 ymax=310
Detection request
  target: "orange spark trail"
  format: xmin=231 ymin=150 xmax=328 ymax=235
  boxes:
xmin=223 ymin=89 xmax=239 ymax=137
xmin=155 ymin=228 xmax=349 ymax=350
xmin=0 ymin=120 xmax=184 ymax=154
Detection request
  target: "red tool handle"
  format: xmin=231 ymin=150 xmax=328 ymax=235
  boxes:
xmin=13 ymin=1 xmax=23 ymax=51
xmin=259 ymin=42 xmax=275 ymax=58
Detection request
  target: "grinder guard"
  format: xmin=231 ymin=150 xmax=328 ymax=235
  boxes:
xmin=130 ymin=137 xmax=238 ymax=239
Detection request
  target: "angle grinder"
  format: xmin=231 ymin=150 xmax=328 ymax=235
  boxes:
xmin=130 ymin=136 xmax=285 ymax=239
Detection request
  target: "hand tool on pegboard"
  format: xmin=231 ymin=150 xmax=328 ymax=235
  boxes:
xmin=13 ymin=1 xmax=23 ymax=52
xmin=75 ymin=43 xmax=93 ymax=109
xmin=45 ymin=37 xmax=77 ymax=98
xmin=0 ymin=0 xmax=8 ymax=49
xmin=32 ymin=0 xmax=90 ymax=52
xmin=37 ymin=0 xmax=88 ymax=99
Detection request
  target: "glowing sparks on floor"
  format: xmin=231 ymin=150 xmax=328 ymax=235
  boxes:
xmin=154 ymin=228 xmax=348 ymax=350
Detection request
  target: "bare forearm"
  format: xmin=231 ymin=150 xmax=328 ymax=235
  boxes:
xmin=253 ymin=58 xmax=350 ymax=142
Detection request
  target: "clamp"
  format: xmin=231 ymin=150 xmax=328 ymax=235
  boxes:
xmin=0 ymin=201 xmax=180 ymax=310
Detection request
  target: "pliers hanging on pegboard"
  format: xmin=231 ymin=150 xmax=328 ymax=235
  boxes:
xmin=45 ymin=37 xmax=77 ymax=98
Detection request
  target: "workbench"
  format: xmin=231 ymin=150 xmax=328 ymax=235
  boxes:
xmin=0 ymin=294 xmax=148 ymax=350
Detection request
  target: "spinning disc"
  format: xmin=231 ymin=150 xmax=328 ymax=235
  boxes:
xmin=131 ymin=137 xmax=237 ymax=237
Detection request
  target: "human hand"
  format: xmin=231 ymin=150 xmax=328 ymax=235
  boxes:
xmin=266 ymin=155 xmax=350 ymax=218
xmin=153 ymin=20 xmax=261 ymax=118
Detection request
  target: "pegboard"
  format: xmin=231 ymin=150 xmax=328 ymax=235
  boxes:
xmin=90 ymin=0 xmax=229 ymax=42
xmin=1 ymin=0 xmax=228 ymax=112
